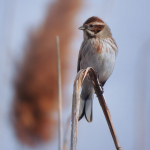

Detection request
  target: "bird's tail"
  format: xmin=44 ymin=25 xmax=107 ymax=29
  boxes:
xmin=79 ymin=79 xmax=94 ymax=122
xmin=79 ymin=97 xmax=93 ymax=122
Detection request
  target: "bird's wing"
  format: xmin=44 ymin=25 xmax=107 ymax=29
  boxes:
xmin=77 ymin=50 xmax=81 ymax=73
xmin=77 ymin=41 xmax=84 ymax=73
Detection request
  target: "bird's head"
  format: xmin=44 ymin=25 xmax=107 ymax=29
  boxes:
xmin=79 ymin=16 xmax=112 ymax=39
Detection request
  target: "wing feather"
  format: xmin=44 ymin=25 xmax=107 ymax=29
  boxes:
xmin=77 ymin=51 xmax=81 ymax=72
xmin=77 ymin=41 xmax=85 ymax=73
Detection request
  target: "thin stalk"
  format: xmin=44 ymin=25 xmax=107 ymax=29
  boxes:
xmin=70 ymin=69 xmax=84 ymax=150
xmin=56 ymin=36 xmax=63 ymax=150
xmin=63 ymin=115 xmax=71 ymax=150
xmin=88 ymin=68 xmax=121 ymax=150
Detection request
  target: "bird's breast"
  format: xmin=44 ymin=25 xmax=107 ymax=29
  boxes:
xmin=80 ymin=38 xmax=117 ymax=82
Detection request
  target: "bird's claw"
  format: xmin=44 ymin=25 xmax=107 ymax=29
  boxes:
xmin=94 ymin=70 xmax=99 ymax=79
xmin=99 ymin=83 xmax=104 ymax=94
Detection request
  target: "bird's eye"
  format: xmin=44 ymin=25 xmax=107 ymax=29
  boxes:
xmin=90 ymin=24 xmax=94 ymax=28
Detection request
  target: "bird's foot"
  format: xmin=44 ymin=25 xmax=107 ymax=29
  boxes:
xmin=99 ymin=83 xmax=104 ymax=95
xmin=94 ymin=70 xmax=99 ymax=79
xmin=93 ymin=70 xmax=104 ymax=95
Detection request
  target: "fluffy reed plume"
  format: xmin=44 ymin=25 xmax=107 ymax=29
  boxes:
xmin=13 ymin=0 xmax=82 ymax=146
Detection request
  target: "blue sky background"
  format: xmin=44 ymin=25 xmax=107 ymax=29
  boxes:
xmin=0 ymin=0 xmax=150 ymax=150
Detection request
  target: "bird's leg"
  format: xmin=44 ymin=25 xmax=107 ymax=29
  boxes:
xmin=94 ymin=69 xmax=104 ymax=94
xmin=94 ymin=69 xmax=99 ymax=80
xmin=99 ymin=83 xmax=104 ymax=94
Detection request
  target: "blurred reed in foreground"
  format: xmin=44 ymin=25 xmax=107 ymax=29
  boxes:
xmin=12 ymin=0 xmax=82 ymax=146
xmin=135 ymin=39 xmax=150 ymax=150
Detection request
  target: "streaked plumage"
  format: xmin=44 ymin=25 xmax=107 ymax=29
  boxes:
xmin=77 ymin=16 xmax=118 ymax=122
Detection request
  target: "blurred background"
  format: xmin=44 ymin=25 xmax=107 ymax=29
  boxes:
xmin=0 ymin=0 xmax=150 ymax=150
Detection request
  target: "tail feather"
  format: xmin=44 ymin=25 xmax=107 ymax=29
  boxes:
xmin=79 ymin=99 xmax=85 ymax=121
xmin=79 ymin=97 xmax=93 ymax=122
xmin=85 ymin=98 xmax=93 ymax=122
xmin=79 ymin=77 xmax=94 ymax=122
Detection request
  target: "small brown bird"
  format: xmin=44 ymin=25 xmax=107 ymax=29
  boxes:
xmin=77 ymin=16 xmax=118 ymax=122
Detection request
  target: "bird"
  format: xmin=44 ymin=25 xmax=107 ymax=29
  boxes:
xmin=77 ymin=16 xmax=118 ymax=122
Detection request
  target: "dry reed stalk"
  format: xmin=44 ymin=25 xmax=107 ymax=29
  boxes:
xmin=70 ymin=67 xmax=121 ymax=150
xmin=63 ymin=115 xmax=71 ymax=150
xmin=56 ymin=36 xmax=63 ymax=150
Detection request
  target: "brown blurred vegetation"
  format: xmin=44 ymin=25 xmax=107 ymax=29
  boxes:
xmin=13 ymin=0 xmax=82 ymax=146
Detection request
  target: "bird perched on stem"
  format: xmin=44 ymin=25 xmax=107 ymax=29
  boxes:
xmin=77 ymin=16 xmax=118 ymax=122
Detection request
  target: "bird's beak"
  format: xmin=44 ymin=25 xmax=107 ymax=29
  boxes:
xmin=78 ymin=25 xmax=85 ymax=30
